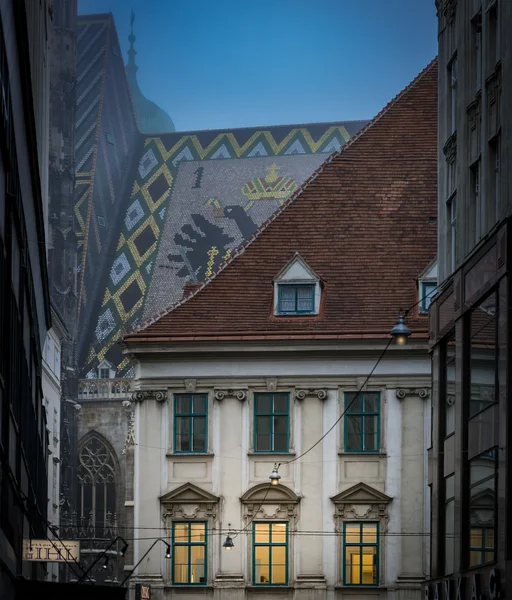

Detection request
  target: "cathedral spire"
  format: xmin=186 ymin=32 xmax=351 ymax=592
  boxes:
xmin=127 ymin=9 xmax=138 ymax=77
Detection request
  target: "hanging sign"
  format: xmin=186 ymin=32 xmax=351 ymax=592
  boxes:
xmin=23 ymin=539 xmax=80 ymax=562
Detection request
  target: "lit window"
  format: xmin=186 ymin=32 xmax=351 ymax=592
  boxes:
xmin=343 ymin=522 xmax=379 ymax=585
xmin=254 ymin=393 xmax=289 ymax=453
xmin=420 ymin=281 xmax=437 ymax=313
xmin=278 ymin=284 xmax=314 ymax=315
xmin=172 ymin=522 xmax=207 ymax=585
xmin=253 ymin=522 xmax=288 ymax=585
xmin=344 ymin=392 xmax=380 ymax=452
xmin=174 ymin=394 xmax=207 ymax=453
xmin=469 ymin=449 xmax=496 ymax=567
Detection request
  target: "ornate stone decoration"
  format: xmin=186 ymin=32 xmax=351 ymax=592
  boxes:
xmin=131 ymin=389 xmax=168 ymax=403
xmin=266 ymin=378 xmax=278 ymax=392
xmin=184 ymin=379 xmax=197 ymax=392
xmin=122 ymin=406 xmax=135 ymax=456
xmin=331 ymin=482 xmax=392 ymax=534
xmin=443 ymin=0 xmax=457 ymax=24
xmin=241 ymin=483 xmax=300 ymax=522
xmin=396 ymin=388 xmax=430 ymax=400
xmin=295 ymin=388 xmax=327 ymax=401
xmin=160 ymin=483 xmax=220 ymax=523
xmin=443 ymin=131 xmax=457 ymax=164
xmin=446 ymin=394 xmax=455 ymax=406
xmin=214 ymin=389 xmax=247 ymax=401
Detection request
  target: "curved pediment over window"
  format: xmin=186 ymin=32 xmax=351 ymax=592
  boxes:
xmin=331 ymin=482 xmax=392 ymax=505
xmin=241 ymin=482 xmax=300 ymax=504
xmin=331 ymin=482 xmax=392 ymax=532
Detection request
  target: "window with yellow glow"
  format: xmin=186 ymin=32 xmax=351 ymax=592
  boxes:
xmin=172 ymin=522 xmax=207 ymax=585
xmin=343 ymin=522 xmax=379 ymax=586
xmin=253 ymin=522 xmax=288 ymax=585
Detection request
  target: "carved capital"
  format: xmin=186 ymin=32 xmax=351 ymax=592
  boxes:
xmin=396 ymin=388 xmax=430 ymax=400
xmin=443 ymin=131 xmax=457 ymax=164
xmin=131 ymin=389 xmax=168 ymax=403
xmin=295 ymin=388 xmax=328 ymax=401
xmin=214 ymin=389 xmax=247 ymax=402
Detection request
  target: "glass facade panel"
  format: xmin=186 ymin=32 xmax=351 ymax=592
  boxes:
xmin=469 ymin=293 xmax=497 ymax=417
xmin=444 ymin=332 xmax=456 ymax=435
xmin=468 ymin=449 xmax=496 ymax=567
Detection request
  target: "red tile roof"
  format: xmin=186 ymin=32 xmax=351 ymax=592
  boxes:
xmin=124 ymin=59 xmax=438 ymax=344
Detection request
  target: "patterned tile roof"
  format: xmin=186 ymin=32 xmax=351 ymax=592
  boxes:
xmin=75 ymin=17 xmax=368 ymax=376
xmin=124 ymin=59 xmax=438 ymax=343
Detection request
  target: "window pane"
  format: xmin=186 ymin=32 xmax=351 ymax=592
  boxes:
xmin=273 ymin=433 xmax=287 ymax=452
xmin=256 ymin=433 xmax=271 ymax=452
xmin=192 ymin=395 xmax=206 ymax=414
xmin=280 ymin=287 xmax=295 ymax=312
xmin=362 ymin=547 xmax=377 ymax=584
xmin=345 ymin=523 xmax=361 ymax=544
xmin=174 ymin=545 xmax=189 ymax=583
xmin=297 ymin=286 xmax=313 ymax=312
xmin=273 ymin=393 xmax=288 ymax=414
xmin=256 ymin=415 xmax=271 ymax=451
xmin=345 ymin=547 xmax=360 ymax=584
xmin=346 ymin=415 xmax=362 ymax=451
xmin=176 ymin=395 xmax=190 ymax=414
xmin=273 ymin=416 xmax=287 ymax=435
xmin=346 ymin=392 xmax=362 ymax=413
xmin=364 ymin=393 xmax=379 ymax=413
xmin=192 ymin=417 xmax=206 ymax=451
xmin=255 ymin=523 xmax=270 ymax=543
xmin=191 ymin=522 xmax=205 ymax=543
xmin=272 ymin=564 xmax=287 ymax=584
xmin=363 ymin=416 xmax=378 ymax=451
xmin=362 ymin=523 xmax=377 ymax=544
xmin=174 ymin=523 xmax=189 ymax=542
xmin=272 ymin=546 xmax=287 ymax=583
xmin=444 ymin=332 xmax=456 ymax=436
xmin=271 ymin=523 xmax=287 ymax=543
xmin=191 ymin=546 xmax=205 ymax=584
xmin=175 ymin=417 xmax=190 ymax=451
xmin=255 ymin=394 xmax=271 ymax=414
xmin=469 ymin=451 xmax=496 ymax=567
xmin=255 ymin=546 xmax=270 ymax=583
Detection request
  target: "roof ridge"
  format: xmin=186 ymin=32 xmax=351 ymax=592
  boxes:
xmin=130 ymin=57 xmax=438 ymax=335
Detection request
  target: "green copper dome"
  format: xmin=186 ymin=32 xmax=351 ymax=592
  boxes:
xmin=126 ymin=11 xmax=175 ymax=134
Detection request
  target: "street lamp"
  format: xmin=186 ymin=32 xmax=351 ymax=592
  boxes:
xmin=222 ymin=535 xmax=234 ymax=550
xmin=390 ymin=315 xmax=411 ymax=345
xmin=269 ymin=463 xmax=281 ymax=486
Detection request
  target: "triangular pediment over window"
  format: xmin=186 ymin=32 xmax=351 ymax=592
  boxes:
xmin=331 ymin=482 xmax=392 ymax=505
xmin=274 ymin=252 xmax=320 ymax=283
xmin=160 ymin=482 xmax=220 ymax=505
xmin=241 ymin=482 xmax=300 ymax=504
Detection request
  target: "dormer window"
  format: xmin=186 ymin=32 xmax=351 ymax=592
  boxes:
xmin=418 ymin=259 xmax=438 ymax=315
xmin=97 ymin=359 xmax=116 ymax=379
xmin=278 ymin=284 xmax=315 ymax=314
xmin=273 ymin=253 xmax=321 ymax=317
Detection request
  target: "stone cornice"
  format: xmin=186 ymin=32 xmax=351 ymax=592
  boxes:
xmin=396 ymin=388 xmax=430 ymax=400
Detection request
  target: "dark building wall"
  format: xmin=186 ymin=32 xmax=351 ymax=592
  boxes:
xmin=0 ymin=1 xmax=52 ymax=597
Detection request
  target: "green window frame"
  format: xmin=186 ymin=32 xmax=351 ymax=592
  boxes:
xmin=174 ymin=394 xmax=207 ymax=453
xmin=254 ymin=392 xmax=289 ymax=453
xmin=278 ymin=284 xmax=315 ymax=314
xmin=172 ymin=521 xmax=207 ymax=585
xmin=420 ymin=281 xmax=437 ymax=313
xmin=253 ymin=522 xmax=288 ymax=586
xmin=344 ymin=392 xmax=380 ymax=452
xmin=343 ymin=522 xmax=379 ymax=586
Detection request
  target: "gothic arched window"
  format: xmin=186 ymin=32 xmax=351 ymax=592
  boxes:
xmin=78 ymin=434 xmax=117 ymax=536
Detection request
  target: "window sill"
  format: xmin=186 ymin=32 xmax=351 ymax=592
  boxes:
xmin=335 ymin=586 xmax=386 ymax=591
xmin=164 ymin=584 xmax=213 ymax=590
xmin=248 ymin=451 xmax=296 ymax=457
xmin=166 ymin=452 xmax=214 ymax=458
xmin=338 ymin=452 xmax=386 ymax=458
xmin=247 ymin=586 xmax=293 ymax=591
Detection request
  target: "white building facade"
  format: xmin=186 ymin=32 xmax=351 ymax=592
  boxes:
xmin=125 ymin=340 xmax=432 ymax=600
xmin=41 ymin=307 xmax=67 ymax=582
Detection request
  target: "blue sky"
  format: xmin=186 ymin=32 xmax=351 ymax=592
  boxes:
xmin=78 ymin=0 xmax=438 ymax=132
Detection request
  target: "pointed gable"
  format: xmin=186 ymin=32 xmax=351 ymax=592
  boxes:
xmin=274 ymin=253 xmax=321 ymax=283
xmin=124 ymin=60 xmax=438 ymax=343
xmin=160 ymin=482 xmax=220 ymax=504
xmin=331 ymin=482 xmax=392 ymax=505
